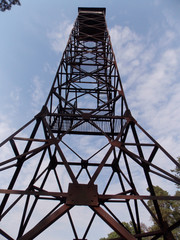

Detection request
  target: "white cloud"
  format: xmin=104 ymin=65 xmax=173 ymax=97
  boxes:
xmin=109 ymin=21 xmax=180 ymax=160
xmin=0 ymin=111 xmax=18 ymax=147
xmin=47 ymin=20 xmax=73 ymax=53
xmin=1 ymin=4 xmax=180 ymax=239
xmin=110 ymin=25 xmax=144 ymax=77
xmin=153 ymin=0 xmax=161 ymax=6
xmin=43 ymin=62 xmax=57 ymax=75
xmin=31 ymin=76 xmax=45 ymax=113
xmin=10 ymin=87 xmax=21 ymax=103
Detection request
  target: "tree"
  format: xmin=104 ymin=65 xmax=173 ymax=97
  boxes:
xmin=147 ymin=157 xmax=180 ymax=239
xmin=99 ymin=222 xmax=150 ymax=240
xmin=171 ymin=157 xmax=180 ymax=189
xmin=146 ymin=158 xmax=180 ymax=239
xmin=99 ymin=159 xmax=180 ymax=240
xmin=147 ymin=186 xmax=174 ymax=225
xmin=99 ymin=231 xmax=119 ymax=240
xmin=147 ymin=186 xmax=180 ymax=239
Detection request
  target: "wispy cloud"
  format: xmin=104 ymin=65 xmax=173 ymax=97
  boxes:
xmin=47 ymin=20 xmax=73 ymax=53
xmin=31 ymin=76 xmax=46 ymax=113
xmin=1 ymin=4 xmax=180 ymax=239
xmin=110 ymin=17 xmax=180 ymax=159
xmin=43 ymin=62 xmax=57 ymax=75
xmin=10 ymin=87 xmax=21 ymax=103
xmin=0 ymin=114 xmax=15 ymax=142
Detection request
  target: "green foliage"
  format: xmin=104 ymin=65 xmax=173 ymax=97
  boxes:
xmin=99 ymin=159 xmax=180 ymax=240
xmin=146 ymin=159 xmax=180 ymax=238
xmin=171 ymin=157 xmax=180 ymax=189
xmin=147 ymin=186 xmax=173 ymax=225
xmin=147 ymin=186 xmax=180 ymax=239
xmin=99 ymin=222 xmax=150 ymax=240
xmin=122 ymin=221 xmax=135 ymax=235
xmin=99 ymin=231 xmax=119 ymax=240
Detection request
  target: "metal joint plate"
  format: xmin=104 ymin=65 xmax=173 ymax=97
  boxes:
xmin=66 ymin=183 xmax=98 ymax=206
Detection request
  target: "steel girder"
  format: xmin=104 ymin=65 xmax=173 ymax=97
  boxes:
xmin=0 ymin=7 xmax=180 ymax=240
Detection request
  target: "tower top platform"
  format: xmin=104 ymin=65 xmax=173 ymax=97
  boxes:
xmin=78 ymin=7 xmax=106 ymax=15
xmin=78 ymin=7 xmax=106 ymax=41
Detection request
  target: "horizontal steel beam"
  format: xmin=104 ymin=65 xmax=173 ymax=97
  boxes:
xmin=1 ymin=189 xmax=179 ymax=201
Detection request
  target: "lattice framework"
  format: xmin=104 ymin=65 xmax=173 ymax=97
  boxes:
xmin=0 ymin=7 xmax=180 ymax=240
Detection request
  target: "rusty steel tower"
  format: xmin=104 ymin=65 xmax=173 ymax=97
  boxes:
xmin=0 ymin=7 xmax=180 ymax=240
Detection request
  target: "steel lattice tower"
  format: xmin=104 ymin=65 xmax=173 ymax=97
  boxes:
xmin=0 ymin=8 xmax=180 ymax=240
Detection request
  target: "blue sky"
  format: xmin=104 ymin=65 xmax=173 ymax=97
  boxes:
xmin=1 ymin=0 xmax=180 ymax=156
xmin=0 ymin=0 xmax=180 ymax=239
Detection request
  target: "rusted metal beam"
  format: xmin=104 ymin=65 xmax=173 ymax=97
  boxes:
xmin=1 ymin=189 xmax=180 ymax=201
xmin=18 ymin=204 xmax=72 ymax=240
xmin=91 ymin=206 xmax=136 ymax=240
xmin=1 ymin=7 xmax=179 ymax=240
xmin=0 ymin=229 xmax=14 ymax=240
